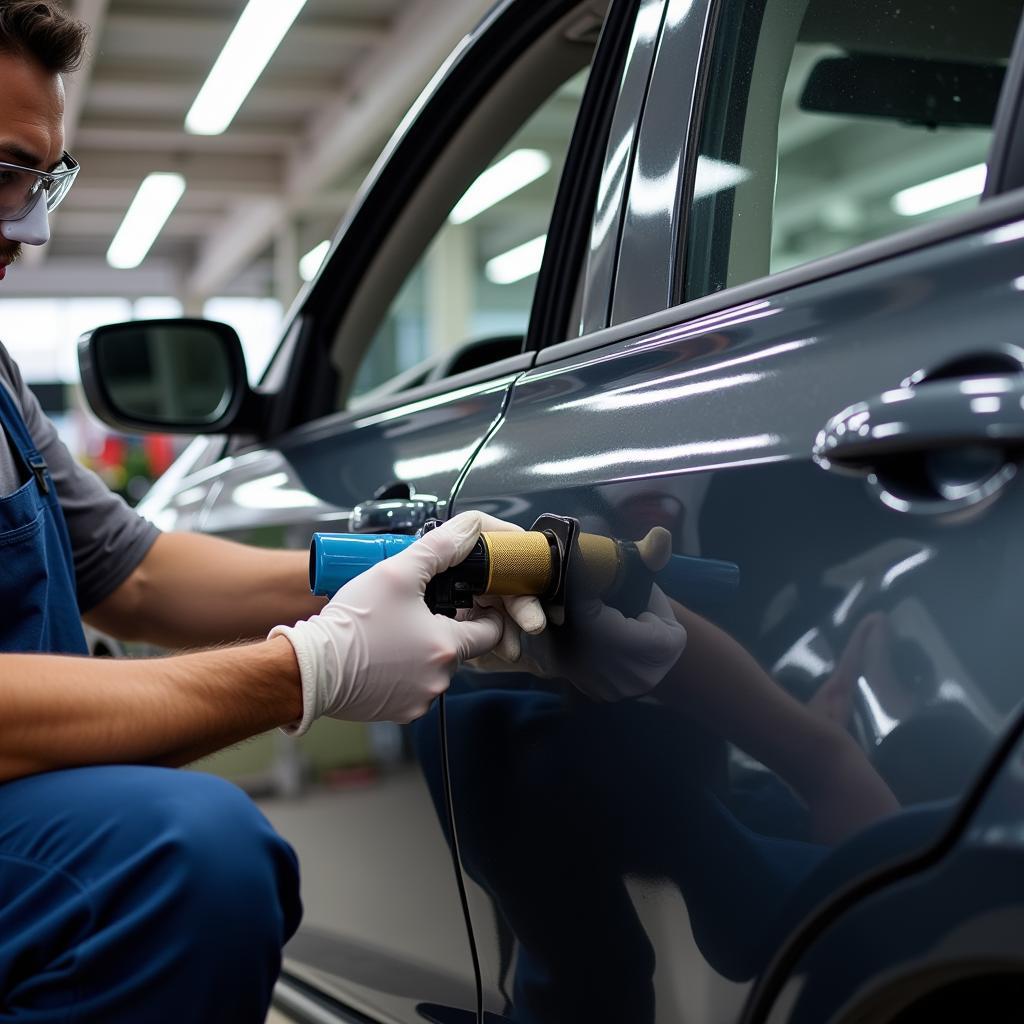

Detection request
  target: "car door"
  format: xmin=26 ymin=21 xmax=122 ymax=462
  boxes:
xmin=445 ymin=1 xmax=1024 ymax=1021
xmin=134 ymin=2 xmax=637 ymax=1020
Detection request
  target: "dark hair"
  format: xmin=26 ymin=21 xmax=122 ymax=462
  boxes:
xmin=0 ymin=1 xmax=88 ymax=75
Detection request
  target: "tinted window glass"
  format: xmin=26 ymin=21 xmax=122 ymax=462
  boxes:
xmin=685 ymin=0 xmax=1024 ymax=297
xmin=349 ymin=69 xmax=591 ymax=402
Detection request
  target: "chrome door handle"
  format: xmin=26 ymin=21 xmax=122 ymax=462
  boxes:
xmin=814 ymin=376 xmax=1024 ymax=470
xmin=814 ymin=374 xmax=1024 ymax=513
xmin=349 ymin=497 xmax=437 ymax=534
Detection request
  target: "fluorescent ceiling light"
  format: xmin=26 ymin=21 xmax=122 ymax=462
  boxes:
xmin=107 ymin=173 xmax=186 ymax=269
xmin=891 ymin=163 xmax=986 ymax=217
xmin=485 ymin=234 xmax=547 ymax=285
xmin=449 ymin=150 xmax=551 ymax=224
xmin=186 ymin=0 xmax=308 ymax=135
xmin=299 ymin=239 xmax=330 ymax=281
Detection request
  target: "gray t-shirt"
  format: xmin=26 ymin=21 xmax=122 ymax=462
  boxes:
xmin=0 ymin=344 xmax=161 ymax=613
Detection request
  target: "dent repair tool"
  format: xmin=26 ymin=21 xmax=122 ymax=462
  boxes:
xmin=309 ymin=515 xmax=738 ymax=618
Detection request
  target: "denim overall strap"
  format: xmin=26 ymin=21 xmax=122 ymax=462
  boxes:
xmin=0 ymin=379 xmax=87 ymax=654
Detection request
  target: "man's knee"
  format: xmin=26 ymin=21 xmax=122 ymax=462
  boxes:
xmin=129 ymin=769 xmax=302 ymax=944
xmin=0 ymin=766 xmax=302 ymax=1021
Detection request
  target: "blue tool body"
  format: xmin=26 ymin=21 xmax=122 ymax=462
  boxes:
xmin=310 ymin=532 xmax=417 ymax=596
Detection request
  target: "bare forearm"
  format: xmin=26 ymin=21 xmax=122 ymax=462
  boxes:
xmin=0 ymin=637 xmax=302 ymax=783
xmin=86 ymin=532 xmax=326 ymax=648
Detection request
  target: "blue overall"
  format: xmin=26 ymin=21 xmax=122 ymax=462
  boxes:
xmin=0 ymin=381 xmax=302 ymax=1022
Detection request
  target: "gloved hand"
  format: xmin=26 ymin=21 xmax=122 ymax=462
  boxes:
xmin=271 ymin=511 xmax=545 ymax=734
xmin=473 ymin=582 xmax=687 ymax=701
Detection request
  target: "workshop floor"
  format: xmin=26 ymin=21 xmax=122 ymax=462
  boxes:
xmin=255 ymin=770 xmax=479 ymax=1017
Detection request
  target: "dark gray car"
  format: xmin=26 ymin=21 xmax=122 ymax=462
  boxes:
xmin=80 ymin=0 xmax=1024 ymax=1020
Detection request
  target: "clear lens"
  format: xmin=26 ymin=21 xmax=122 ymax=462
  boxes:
xmin=0 ymin=166 xmax=42 ymax=220
xmin=0 ymin=156 xmax=77 ymax=221
xmin=44 ymin=168 xmax=77 ymax=213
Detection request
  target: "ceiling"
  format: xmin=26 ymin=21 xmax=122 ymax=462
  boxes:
xmin=4 ymin=0 xmax=494 ymax=302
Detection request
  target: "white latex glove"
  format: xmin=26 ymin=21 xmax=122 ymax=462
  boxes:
xmin=473 ymin=583 xmax=686 ymax=701
xmin=271 ymin=511 xmax=545 ymax=734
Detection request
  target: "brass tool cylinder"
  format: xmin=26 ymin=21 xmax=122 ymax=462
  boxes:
xmin=576 ymin=532 xmax=621 ymax=595
xmin=481 ymin=531 xmax=554 ymax=595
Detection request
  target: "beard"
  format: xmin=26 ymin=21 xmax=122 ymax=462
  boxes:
xmin=0 ymin=240 xmax=21 ymax=265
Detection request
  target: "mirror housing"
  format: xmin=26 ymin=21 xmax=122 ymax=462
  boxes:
xmin=78 ymin=318 xmax=264 ymax=435
xmin=801 ymin=54 xmax=1004 ymax=128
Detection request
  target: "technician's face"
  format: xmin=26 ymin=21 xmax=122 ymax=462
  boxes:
xmin=0 ymin=52 xmax=65 ymax=278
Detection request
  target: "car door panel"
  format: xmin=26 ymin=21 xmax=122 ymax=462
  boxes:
xmin=446 ymin=212 xmax=1024 ymax=1022
xmin=756 ymin=721 xmax=1024 ymax=1024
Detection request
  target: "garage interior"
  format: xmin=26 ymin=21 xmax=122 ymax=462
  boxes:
xmin=1 ymin=0 xmax=1018 ymax=1021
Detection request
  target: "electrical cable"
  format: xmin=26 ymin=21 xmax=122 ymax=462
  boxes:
xmin=438 ymin=692 xmax=486 ymax=1022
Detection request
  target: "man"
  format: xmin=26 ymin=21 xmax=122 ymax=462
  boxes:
xmin=0 ymin=3 xmax=542 ymax=1020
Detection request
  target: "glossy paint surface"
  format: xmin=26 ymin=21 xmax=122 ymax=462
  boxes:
xmin=761 ymin=724 xmax=1024 ymax=1024
xmin=448 ymin=217 xmax=1024 ymax=1021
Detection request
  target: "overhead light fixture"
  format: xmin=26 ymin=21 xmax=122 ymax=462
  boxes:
xmin=299 ymin=239 xmax=330 ymax=281
xmin=449 ymin=150 xmax=551 ymax=225
xmin=107 ymin=173 xmax=186 ymax=269
xmin=186 ymin=0 xmax=308 ymax=135
xmin=485 ymin=234 xmax=547 ymax=285
xmin=891 ymin=163 xmax=986 ymax=217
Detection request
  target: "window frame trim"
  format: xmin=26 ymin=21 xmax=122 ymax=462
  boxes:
xmin=608 ymin=0 xmax=719 ymax=324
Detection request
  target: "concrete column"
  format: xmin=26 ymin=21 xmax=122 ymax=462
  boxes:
xmin=426 ymin=222 xmax=474 ymax=353
xmin=180 ymin=293 xmax=206 ymax=318
xmin=274 ymin=222 xmax=301 ymax=310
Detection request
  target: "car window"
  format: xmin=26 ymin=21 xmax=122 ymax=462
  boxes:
xmin=684 ymin=0 xmax=1024 ymax=298
xmin=346 ymin=66 xmax=593 ymax=404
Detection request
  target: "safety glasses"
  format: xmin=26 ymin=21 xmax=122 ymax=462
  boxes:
xmin=0 ymin=151 xmax=79 ymax=221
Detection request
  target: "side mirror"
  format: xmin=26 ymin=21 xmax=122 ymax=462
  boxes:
xmin=78 ymin=318 xmax=262 ymax=434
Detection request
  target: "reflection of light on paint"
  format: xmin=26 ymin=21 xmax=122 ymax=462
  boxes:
xmin=871 ymin=422 xmax=907 ymax=440
xmin=882 ymin=548 xmax=934 ymax=589
xmin=534 ymin=434 xmax=778 ymax=477
xmin=970 ymin=396 xmax=1001 ymax=414
xmin=938 ymin=680 xmax=968 ymax=703
xmin=546 ymin=334 xmax=803 ymax=413
xmin=393 ymin=444 xmax=504 ymax=481
xmin=591 ymin=134 xmax=633 ymax=249
xmin=772 ymin=628 xmax=830 ymax=678
xmin=832 ymin=579 xmax=864 ymax=626
xmin=634 ymin=0 xmax=666 ymax=42
xmin=877 ymin=488 xmax=913 ymax=513
xmin=555 ymin=372 xmax=760 ymax=413
xmin=233 ymin=472 xmax=319 ymax=510
xmin=988 ymin=220 xmax=1024 ymax=245
xmin=299 ymin=240 xmax=329 ymax=281
xmin=858 ymin=676 xmax=900 ymax=739
xmin=961 ymin=377 xmax=1013 ymax=394
xmin=629 ymin=161 xmax=679 ymax=217
xmin=177 ymin=486 xmax=210 ymax=506
xmin=881 ymin=388 xmax=914 ymax=404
